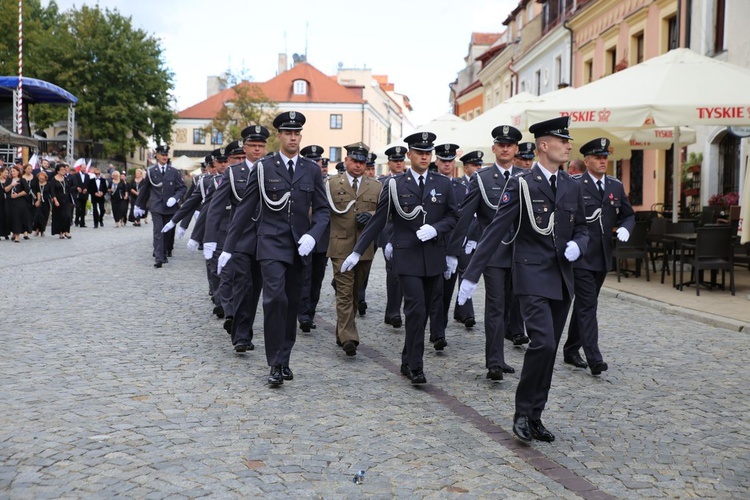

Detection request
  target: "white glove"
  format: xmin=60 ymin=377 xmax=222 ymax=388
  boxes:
xmin=176 ymin=226 xmax=186 ymax=239
xmin=192 ymin=210 xmax=200 ymax=221
xmin=166 ymin=197 xmax=177 ymax=208
xmin=297 ymin=234 xmax=316 ymax=257
xmin=384 ymin=242 xmax=393 ymax=261
xmin=187 ymin=239 xmax=199 ymax=252
xmin=564 ymin=241 xmax=581 ymax=262
xmin=217 ymin=251 xmax=232 ymax=274
xmin=616 ymin=227 xmax=630 ymax=242
xmin=464 ymin=240 xmax=477 ymax=254
xmin=341 ymin=252 xmax=361 ymax=272
xmin=457 ymin=280 xmax=477 ymax=305
xmin=203 ymin=242 xmax=217 ymax=260
xmin=161 ymin=220 xmax=176 ymax=233
xmin=444 ymin=255 xmax=458 ymax=279
xmin=133 ymin=206 xmax=145 ymax=218
xmin=416 ymin=224 xmax=438 ymax=242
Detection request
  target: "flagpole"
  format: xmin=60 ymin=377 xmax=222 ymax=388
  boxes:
xmin=17 ymin=0 xmax=23 ymax=159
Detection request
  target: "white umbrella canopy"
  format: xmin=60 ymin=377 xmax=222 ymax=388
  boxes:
xmin=171 ymin=155 xmax=201 ymax=171
xmin=376 ymin=113 xmax=466 ymax=160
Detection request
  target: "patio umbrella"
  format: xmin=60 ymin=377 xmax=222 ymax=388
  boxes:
xmin=515 ymin=48 xmax=750 ymax=220
xmin=376 ymin=113 xmax=465 ymax=159
xmin=740 ymin=157 xmax=750 ymax=244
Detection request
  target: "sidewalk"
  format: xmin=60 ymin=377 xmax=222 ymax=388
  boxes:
xmin=602 ymin=262 xmax=750 ymax=332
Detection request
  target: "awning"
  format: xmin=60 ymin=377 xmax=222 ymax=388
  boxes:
xmin=0 ymin=125 xmax=38 ymax=148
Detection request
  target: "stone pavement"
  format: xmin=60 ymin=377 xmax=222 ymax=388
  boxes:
xmin=1 ymin=216 xmax=749 ymax=498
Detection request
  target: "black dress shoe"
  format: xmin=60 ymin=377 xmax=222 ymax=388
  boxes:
xmin=153 ymin=262 xmax=162 ymax=268
xmin=390 ymin=317 xmax=402 ymax=328
xmin=410 ymin=369 xmax=427 ymax=384
xmin=342 ymin=341 xmax=357 ymax=356
xmin=310 ymin=322 xmax=317 ymax=329
xmin=500 ymin=363 xmax=515 ymax=374
xmin=511 ymin=333 xmax=530 ymax=346
xmin=213 ymin=306 xmax=225 ymax=319
xmin=590 ymin=361 xmax=608 ymax=376
xmin=564 ymin=353 xmax=588 ymax=369
xmin=464 ymin=317 xmax=476 ymax=328
xmin=433 ymin=338 xmax=448 ymax=351
xmin=163 ymin=257 xmax=168 ymax=263
xmin=281 ymin=366 xmax=293 ymax=380
xmin=513 ymin=415 xmax=532 ymax=442
xmin=234 ymin=342 xmax=252 ymax=352
xmin=358 ymin=300 xmax=367 ymax=315
xmin=223 ymin=317 xmax=233 ymax=334
xmin=486 ymin=367 xmax=503 ymax=381
xmin=268 ymin=366 xmax=283 ymax=386
xmin=400 ymin=364 xmax=411 ymax=378
xmin=167 ymin=251 xmax=172 ymax=257
xmin=529 ymin=419 xmax=555 ymax=442
xmin=299 ymin=321 xmax=312 ymax=333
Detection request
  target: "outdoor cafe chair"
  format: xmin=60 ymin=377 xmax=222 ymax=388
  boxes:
xmin=614 ymin=221 xmax=650 ymax=282
xmin=679 ymin=225 xmax=735 ymax=296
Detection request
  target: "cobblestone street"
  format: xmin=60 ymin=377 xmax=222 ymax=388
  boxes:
xmin=1 ymin=220 xmax=749 ymax=498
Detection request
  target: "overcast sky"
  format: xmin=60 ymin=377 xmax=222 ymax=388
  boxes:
xmin=48 ymin=0 xmax=517 ymax=126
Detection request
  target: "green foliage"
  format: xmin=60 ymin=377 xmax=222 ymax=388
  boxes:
xmin=0 ymin=2 xmax=175 ymax=160
xmin=209 ymin=69 xmax=279 ymax=152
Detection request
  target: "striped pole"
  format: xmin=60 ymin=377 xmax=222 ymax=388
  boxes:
xmin=17 ymin=0 xmax=23 ymax=157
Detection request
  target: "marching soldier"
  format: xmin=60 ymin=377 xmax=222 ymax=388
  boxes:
xmin=177 ymin=155 xmax=212 ymax=238
xmin=298 ymin=144 xmax=330 ymax=333
xmin=377 ymin=145 xmax=408 ymax=328
xmin=206 ymin=126 xmax=269 ymax=351
xmin=221 ymin=111 xmax=329 ymax=386
xmin=458 ymin=116 xmax=589 ymax=443
xmin=448 ymin=125 xmax=526 ymax=381
xmin=326 ymin=143 xmax=381 ymax=356
xmin=563 ymin=137 xmax=634 ymax=375
xmin=514 ymin=142 xmax=536 ymax=169
xmin=134 ymin=145 xmax=187 ymax=268
xmin=342 ymin=132 xmax=458 ymax=385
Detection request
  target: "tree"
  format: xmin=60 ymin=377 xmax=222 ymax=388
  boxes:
xmin=0 ymin=3 xmax=175 ymax=164
xmin=209 ymin=69 xmax=279 ymax=152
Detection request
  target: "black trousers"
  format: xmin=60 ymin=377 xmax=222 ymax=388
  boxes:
xmin=564 ymin=268 xmax=607 ymax=365
xmin=230 ymin=252 xmax=263 ymax=345
xmin=400 ymin=274 xmax=441 ymax=372
xmin=91 ymin=197 xmax=105 ymax=226
xmin=74 ymin=197 xmax=87 ymax=226
xmin=384 ymin=256 xmax=404 ymax=322
xmin=260 ymin=257 xmax=304 ymax=367
xmin=482 ymin=266 xmax=513 ymax=369
xmin=298 ymin=251 xmax=328 ymax=324
xmin=150 ymin=212 xmax=168 ymax=264
xmin=516 ymin=291 xmax=572 ymax=420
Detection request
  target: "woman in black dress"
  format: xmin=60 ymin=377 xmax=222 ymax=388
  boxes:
xmin=128 ymin=169 xmax=144 ymax=226
xmin=0 ymin=166 xmax=10 ymax=240
xmin=108 ymin=170 xmax=129 ymax=227
xmin=32 ymin=170 xmax=51 ymax=237
xmin=7 ymin=165 xmax=28 ymax=243
xmin=50 ymin=164 xmax=72 ymax=239
xmin=21 ymin=163 xmax=35 ymax=238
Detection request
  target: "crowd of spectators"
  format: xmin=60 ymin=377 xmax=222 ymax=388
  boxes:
xmin=0 ymin=157 xmax=154 ymax=242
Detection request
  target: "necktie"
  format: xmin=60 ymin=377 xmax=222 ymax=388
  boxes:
xmin=160 ymin=166 xmax=165 ymax=175
xmin=352 ymin=176 xmax=358 ymax=194
xmin=550 ymin=174 xmax=557 ymax=195
xmin=287 ymin=160 xmax=294 ymax=179
xmin=503 ymin=170 xmax=510 ymax=182
xmin=597 ymin=179 xmax=604 ymax=196
xmin=418 ymin=175 xmax=425 ymax=197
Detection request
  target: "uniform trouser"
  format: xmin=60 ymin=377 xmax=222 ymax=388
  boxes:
xmin=506 ymin=292 xmax=525 ymax=337
xmin=230 ymin=252 xmax=263 ymax=345
xmin=400 ymin=274 xmax=441 ymax=371
xmin=444 ymin=250 xmax=475 ymax=325
xmin=331 ymin=257 xmax=373 ymax=345
xmin=482 ymin=266 xmax=513 ymax=369
xmin=206 ymin=247 xmax=223 ymax=305
xmin=74 ymin=197 xmax=87 ymax=226
xmin=515 ymin=291 xmax=572 ymax=420
xmin=260 ymin=257 xmax=304 ymax=367
xmin=384 ymin=257 xmax=404 ymax=322
xmin=298 ymin=251 xmax=328 ymax=324
xmin=91 ymin=198 xmax=105 ymax=226
xmin=564 ymin=268 xmax=607 ymax=365
xmin=428 ymin=277 xmax=445 ymax=343
xmin=164 ymin=225 xmax=175 ymax=254
xmin=358 ymin=270 xmax=369 ymax=304
xmin=150 ymin=212 xmax=168 ymax=263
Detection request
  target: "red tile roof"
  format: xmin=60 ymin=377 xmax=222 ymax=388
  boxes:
xmin=178 ymin=62 xmax=364 ymax=119
xmin=471 ymin=32 xmax=502 ymax=45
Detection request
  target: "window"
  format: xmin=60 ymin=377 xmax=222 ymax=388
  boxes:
xmin=330 ymin=146 xmax=342 ymax=162
xmin=330 ymin=114 xmax=343 ymax=129
xmin=293 ymin=79 xmax=307 ymax=95
xmin=633 ymin=32 xmax=645 ymax=64
xmin=605 ymin=47 xmax=617 ymax=76
xmin=583 ymin=59 xmax=593 ymax=84
xmin=554 ymin=56 xmax=562 ymax=86
xmin=534 ymin=69 xmax=541 ymax=95
xmin=211 ymin=129 xmax=223 ymax=145
xmin=667 ymin=15 xmax=679 ymax=51
xmin=193 ymin=128 xmax=205 ymax=144
xmin=714 ymin=0 xmax=726 ymax=53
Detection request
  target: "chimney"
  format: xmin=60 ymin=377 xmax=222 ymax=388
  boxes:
xmin=206 ymin=76 xmax=222 ymax=98
xmin=278 ymin=53 xmax=288 ymax=75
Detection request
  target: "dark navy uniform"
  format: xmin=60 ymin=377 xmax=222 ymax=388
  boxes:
xmin=224 ymin=112 xmax=329 ymax=379
xmin=563 ymin=138 xmax=635 ymax=374
xmin=351 ymin=133 xmax=458 ymax=381
xmin=462 ymin=117 xmax=589 ymax=439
